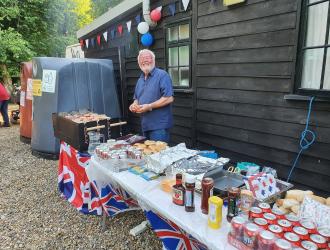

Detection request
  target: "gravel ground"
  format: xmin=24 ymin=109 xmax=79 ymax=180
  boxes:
xmin=0 ymin=125 xmax=162 ymax=250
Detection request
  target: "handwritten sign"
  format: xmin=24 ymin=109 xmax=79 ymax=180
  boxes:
xmin=32 ymin=79 xmax=42 ymax=96
xmin=42 ymin=70 xmax=56 ymax=93
xmin=223 ymin=0 xmax=245 ymax=6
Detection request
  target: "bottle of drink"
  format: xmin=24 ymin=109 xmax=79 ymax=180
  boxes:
xmin=227 ymin=187 xmax=240 ymax=222
xmin=172 ymin=173 xmax=185 ymax=206
xmin=185 ymin=175 xmax=196 ymax=212
xmin=201 ymin=177 xmax=214 ymax=214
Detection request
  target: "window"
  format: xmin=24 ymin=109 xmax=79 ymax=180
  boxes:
xmin=296 ymin=0 xmax=330 ymax=96
xmin=166 ymin=22 xmax=191 ymax=88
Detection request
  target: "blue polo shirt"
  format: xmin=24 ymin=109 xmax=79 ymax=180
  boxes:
xmin=134 ymin=67 xmax=173 ymax=132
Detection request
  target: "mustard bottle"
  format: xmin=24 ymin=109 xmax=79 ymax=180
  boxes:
xmin=208 ymin=196 xmax=223 ymax=229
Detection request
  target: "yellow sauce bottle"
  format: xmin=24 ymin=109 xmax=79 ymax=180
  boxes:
xmin=208 ymin=196 xmax=223 ymax=229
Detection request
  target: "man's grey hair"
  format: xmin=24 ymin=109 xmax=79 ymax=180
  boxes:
xmin=137 ymin=49 xmax=156 ymax=62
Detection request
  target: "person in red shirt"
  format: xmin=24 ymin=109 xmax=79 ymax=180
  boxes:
xmin=0 ymin=79 xmax=10 ymax=127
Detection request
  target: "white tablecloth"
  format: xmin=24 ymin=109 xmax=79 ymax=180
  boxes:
xmin=86 ymin=157 xmax=236 ymax=250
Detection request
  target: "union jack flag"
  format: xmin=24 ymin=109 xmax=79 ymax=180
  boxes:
xmin=91 ymin=180 xmax=139 ymax=217
xmin=145 ymin=210 xmax=208 ymax=250
xmin=58 ymin=142 xmax=102 ymax=215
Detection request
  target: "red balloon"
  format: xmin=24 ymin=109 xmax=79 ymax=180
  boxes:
xmin=150 ymin=9 xmax=161 ymax=22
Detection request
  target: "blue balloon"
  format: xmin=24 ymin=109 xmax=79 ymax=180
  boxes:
xmin=141 ymin=33 xmax=154 ymax=47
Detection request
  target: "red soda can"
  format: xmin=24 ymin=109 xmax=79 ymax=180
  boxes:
xmin=309 ymin=234 xmax=327 ymax=249
xmin=285 ymin=214 xmax=301 ymax=227
xmin=243 ymin=223 xmax=259 ymax=248
xmin=263 ymin=212 xmax=277 ymax=225
xmin=284 ymin=232 xmax=300 ymax=247
xmin=272 ymin=208 xmax=285 ymax=220
xmin=269 ymin=224 xmax=284 ymax=238
xmin=249 ymin=207 xmax=263 ymax=220
xmin=301 ymin=240 xmax=318 ymax=250
xmin=230 ymin=216 xmax=246 ymax=240
xmin=317 ymin=226 xmax=330 ymax=242
xmin=274 ymin=239 xmax=292 ymax=250
xmin=293 ymin=226 xmax=309 ymax=241
xmin=257 ymin=230 xmax=275 ymax=250
xmin=254 ymin=218 xmax=268 ymax=230
xmin=300 ymin=220 xmax=317 ymax=234
xmin=278 ymin=219 xmax=293 ymax=233
xmin=258 ymin=203 xmax=271 ymax=213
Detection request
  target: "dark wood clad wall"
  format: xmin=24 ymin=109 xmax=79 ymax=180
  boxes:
xmin=196 ymin=0 xmax=330 ymax=195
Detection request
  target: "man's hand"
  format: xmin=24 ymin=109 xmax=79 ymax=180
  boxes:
xmin=135 ymin=104 xmax=152 ymax=114
xmin=129 ymin=101 xmax=139 ymax=113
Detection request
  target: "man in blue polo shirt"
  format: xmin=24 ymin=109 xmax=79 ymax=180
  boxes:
xmin=129 ymin=49 xmax=174 ymax=143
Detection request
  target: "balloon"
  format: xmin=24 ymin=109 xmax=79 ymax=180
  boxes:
xmin=150 ymin=9 xmax=162 ymax=22
xmin=141 ymin=33 xmax=154 ymax=47
xmin=137 ymin=22 xmax=149 ymax=34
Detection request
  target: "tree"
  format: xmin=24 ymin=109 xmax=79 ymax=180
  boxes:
xmin=72 ymin=0 xmax=93 ymax=28
xmin=91 ymin=0 xmax=124 ymax=19
xmin=0 ymin=0 xmax=79 ymax=85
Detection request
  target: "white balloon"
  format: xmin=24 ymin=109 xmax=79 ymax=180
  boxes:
xmin=137 ymin=22 xmax=149 ymax=34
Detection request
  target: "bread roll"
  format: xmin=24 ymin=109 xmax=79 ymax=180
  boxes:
xmin=278 ymin=206 xmax=289 ymax=214
xmin=291 ymin=205 xmax=300 ymax=214
xmin=143 ymin=149 xmax=153 ymax=155
xmin=144 ymin=140 xmax=156 ymax=146
xmin=276 ymin=199 xmax=299 ymax=209
xmin=306 ymin=194 xmax=326 ymax=204
xmin=285 ymin=190 xmax=313 ymax=202
xmin=327 ymin=197 xmax=330 ymax=206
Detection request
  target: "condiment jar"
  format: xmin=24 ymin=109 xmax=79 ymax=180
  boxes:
xmin=184 ymin=175 xmax=195 ymax=212
xmin=208 ymin=196 xmax=223 ymax=229
xmin=201 ymin=177 xmax=214 ymax=214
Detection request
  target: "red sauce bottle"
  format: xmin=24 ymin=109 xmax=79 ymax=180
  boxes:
xmin=172 ymin=173 xmax=185 ymax=206
xmin=201 ymin=177 xmax=214 ymax=214
xmin=185 ymin=175 xmax=196 ymax=212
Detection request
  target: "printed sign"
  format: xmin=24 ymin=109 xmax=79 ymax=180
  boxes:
xmin=26 ymin=78 xmax=33 ymax=100
xmin=20 ymin=91 xmax=26 ymax=107
xmin=42 ymin=70 xmax=56 ymax=93
xmin=223 ymin=0 xmax=245 ymax=6
xmin=32 ymin=79 xmax=42 ymax=96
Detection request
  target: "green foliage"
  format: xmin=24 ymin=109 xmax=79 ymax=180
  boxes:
xmin=91 ymin=0 xmax=124 ymax=18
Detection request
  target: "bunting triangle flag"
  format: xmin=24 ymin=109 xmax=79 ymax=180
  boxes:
xmin=126 ymin=21 xmax=132 ymax=33
xmin=182 ymin=0 xmax=190 ymax=11
xmin=169 ymin=3 xmax=176 ymax=16
xmin=85 ymin=39 xmax=89 ymax=48
xmin=135 ymin=14 xmax=141 ymax=24
xmin=111 ymin=29 xmax=115 ymax=39
xmin=118 ymin=25 xmax=123 ymax=36
xmin=91 ymin=38 xmax=95 ymax=47
xmin=156 ymin=6 xmax=162 ymax=11
xmin=103 ymin=31 xmax=108 ymax=42
xmin=97 ymin=35 xmax=101 ymax=45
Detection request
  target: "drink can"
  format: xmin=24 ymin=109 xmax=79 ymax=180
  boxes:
xmin=300 ymin=220 xmax=317 ymax=234
xmin=254 ymin=218 xmax=268 ymax=230
xmin=278 ymin=219 xmax=293 ymax=233
xmin=257 ymin=230 xmax=275 ymax=250
xmin=249 ymin=207 xmax=263 ymax=220
xmin=230 ymin=216 xmax=245 ymax=240
xmin=258 ymin=203 xmax=271 ymax=213
xmin=285 ymin=214 xmax=300 ymax=227
xmin=263 ymin=212 xmax=277 ymax=225
xmin=269 ymin=224 xmax=284 ymax=238
xmin=309 ymin=234 xmax=327 ymax=249
xmin=301 ymin=240 xmax=318 ymax=250
xmin=243 ymin=223 xmax=259 ymax=248
xmin=272 ymin=208 xmax=285 ymax=220
xmin=284 ymin=232 xmax=300 ymax=247
xmin=274 ymin=239 xmax=292 ymax=250
xmin=317 ymin=226 xmax=330 ymax=242
xmin=293 ymin=226 xmax=309 ymax=241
